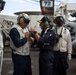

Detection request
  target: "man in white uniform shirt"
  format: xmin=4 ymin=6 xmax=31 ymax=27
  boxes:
xmin=53 ymin=16 xmax=72 ymax=75
xmin=10 ymin=13 xmax=32 ymax=75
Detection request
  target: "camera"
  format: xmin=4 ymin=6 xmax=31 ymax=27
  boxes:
xmin=55 ymin=34 xmax=62 ymax=44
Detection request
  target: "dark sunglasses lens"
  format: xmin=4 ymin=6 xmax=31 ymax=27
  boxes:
xmin=24 ymin=19 xmax=30 ymax=24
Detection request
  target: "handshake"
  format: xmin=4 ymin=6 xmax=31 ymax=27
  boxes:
xmin=25 ymin=26 xmax=36 ymax=40
xmin=25 ymin=32 xmax=31 ymax=39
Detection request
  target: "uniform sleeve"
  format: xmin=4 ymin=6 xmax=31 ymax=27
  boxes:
xmin=0 ymin=30 xmax=3 ymax=50
xmin=67 ymin=30 xmax=72 ymax=54
xmin=10 ymin=28 xmax=27 ymax=48
xmin=31 ymin=32 xmax=37 ymax=44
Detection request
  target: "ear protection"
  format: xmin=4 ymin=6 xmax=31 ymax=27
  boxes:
xmin=18 ymin=17 xmax=24 ymax=24
xmin=17 ymin=14 xmax=24 ymax=24
xmin=44 ymin=16 xmax=50 ymax=26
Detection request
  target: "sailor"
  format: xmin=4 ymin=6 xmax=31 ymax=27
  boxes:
xmin=30 ymin=16 xmax=56 ymax=75
xmin=10 ymin=13 xmax=32 ymax=75
xmin=53 ymin=16 xmax=72 ymax=75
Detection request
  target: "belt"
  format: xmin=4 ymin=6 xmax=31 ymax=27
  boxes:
xmin=54 ymin=50 xmax=67 ymax=53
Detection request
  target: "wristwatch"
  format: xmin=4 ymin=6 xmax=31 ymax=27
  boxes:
xmin=33 ymin=31 xmax=37 ymax=34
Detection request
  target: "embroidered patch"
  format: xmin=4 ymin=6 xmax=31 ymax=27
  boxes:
xmin=50 ymin=34 xmax=52 ymax=36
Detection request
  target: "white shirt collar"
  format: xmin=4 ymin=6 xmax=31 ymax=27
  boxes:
xmin=44 ymin=28 xmax=50 ymax=34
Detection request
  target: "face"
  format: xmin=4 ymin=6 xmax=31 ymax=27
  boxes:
xmin=20 ymin=22 xmax=28 ymax=29
xmin=56 ymin=21 xmax=63 ymax=27
xmin=39 ymin=22 xmax=45 ymax=30
xmin=54 ymin=16 xmax=64 ymax=27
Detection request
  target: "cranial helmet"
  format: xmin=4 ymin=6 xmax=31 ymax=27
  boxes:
xmin=53 ymin=16 xmax=65 ymax=24
xmin=17 ymin=13 xmax=30 ymax=24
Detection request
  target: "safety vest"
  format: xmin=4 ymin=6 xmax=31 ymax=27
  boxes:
xmin=10 ymin=25 xmax=30 ymax=55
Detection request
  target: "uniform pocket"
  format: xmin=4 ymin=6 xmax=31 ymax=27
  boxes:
xmin=61 ymin=38 xmax=67 ymax=48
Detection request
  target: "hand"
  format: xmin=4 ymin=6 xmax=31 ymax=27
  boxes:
xmin=25 ymin=32 xmax=31 ymax=39
xmin=68 ymin=53 xmax=71 ymax=61
xmin=30 ymin=25 xmax=36 ymax=32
